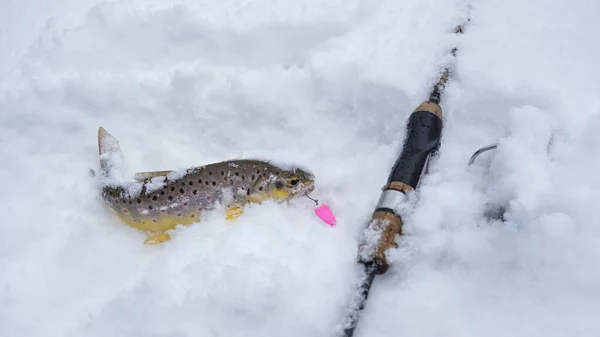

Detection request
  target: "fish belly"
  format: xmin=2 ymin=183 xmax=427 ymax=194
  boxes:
xmin=102 ymin=186 xmax=210 ymax=232
xmin=110 ymin=208 xmax=200 ymax=232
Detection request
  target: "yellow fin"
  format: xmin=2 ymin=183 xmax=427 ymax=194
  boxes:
xmin=144 ymin=232 xmax=172 ymax=245
xmin=225 ymin=205 xmax=245 ymax=221
xmin=134 ymin=170 xmax=173 ymax=182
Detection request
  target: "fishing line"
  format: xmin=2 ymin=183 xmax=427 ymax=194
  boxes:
xmin=305 ymin=192 xmax=320 ymax=205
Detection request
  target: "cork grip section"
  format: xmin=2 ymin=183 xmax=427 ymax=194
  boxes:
xmin=383 ymin=181 xmax=414 ymax=193
xmin=371 ymin=210 xmax=404 ymax=274
xmin=413 ymin=101 xmax=443 ymax=120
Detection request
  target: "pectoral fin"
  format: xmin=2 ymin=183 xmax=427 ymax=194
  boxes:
xmin=144 ymin=232 xmax=172 ymax=245
xmin=225 ymin=205 xmax=245 ymax=221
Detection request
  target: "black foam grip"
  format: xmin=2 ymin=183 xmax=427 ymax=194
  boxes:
xmin=387 ymin=110 xmax=443 ymax=188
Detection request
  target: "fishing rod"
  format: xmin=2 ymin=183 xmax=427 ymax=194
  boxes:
xmin=337 ymin=19 xmax=470 ymax=337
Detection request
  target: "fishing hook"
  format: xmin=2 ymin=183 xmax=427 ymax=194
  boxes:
xmin=305 ymin=192 xmax=319 ymax=205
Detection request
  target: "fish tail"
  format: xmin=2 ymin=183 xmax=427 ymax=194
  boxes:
xmin=97 ymin=126 xmax=125 ymax=186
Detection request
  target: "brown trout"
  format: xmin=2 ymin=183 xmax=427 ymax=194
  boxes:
xmin=96 ymin=127 xmax=315 ymax=244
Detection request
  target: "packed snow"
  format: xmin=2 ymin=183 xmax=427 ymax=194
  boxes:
xmin=2 ymin=0 xmax=599 ymax=336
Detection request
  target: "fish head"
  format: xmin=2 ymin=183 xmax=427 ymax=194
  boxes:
xmin=249 ymin=165 xmax=315 ymax=203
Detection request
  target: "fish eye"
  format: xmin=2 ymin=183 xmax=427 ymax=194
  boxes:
xmin=275 ymin=181 xmax=284 ymax=189
xmin=290 ymin=178 xmax=299 ymax=186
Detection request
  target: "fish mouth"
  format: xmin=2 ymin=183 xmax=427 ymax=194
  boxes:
xmin=287 ymin=181 xmax=315 ymax=200
xmin=303 ymin=181 xmax=315 ymax=194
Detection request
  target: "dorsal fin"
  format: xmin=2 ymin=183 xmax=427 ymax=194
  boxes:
xmin=133 ymin=170 xmax=173 ymax=182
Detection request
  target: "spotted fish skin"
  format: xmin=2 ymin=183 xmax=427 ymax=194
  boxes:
xmin=97 ymin=127 xmax=315 ymax=244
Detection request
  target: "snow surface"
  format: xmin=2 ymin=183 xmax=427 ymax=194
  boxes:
xmin=2 ymin=0 xmax=600 ymax=336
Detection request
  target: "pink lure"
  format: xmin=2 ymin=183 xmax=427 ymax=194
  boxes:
xmin=314 ymin=203 xmax=336 ymax=226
